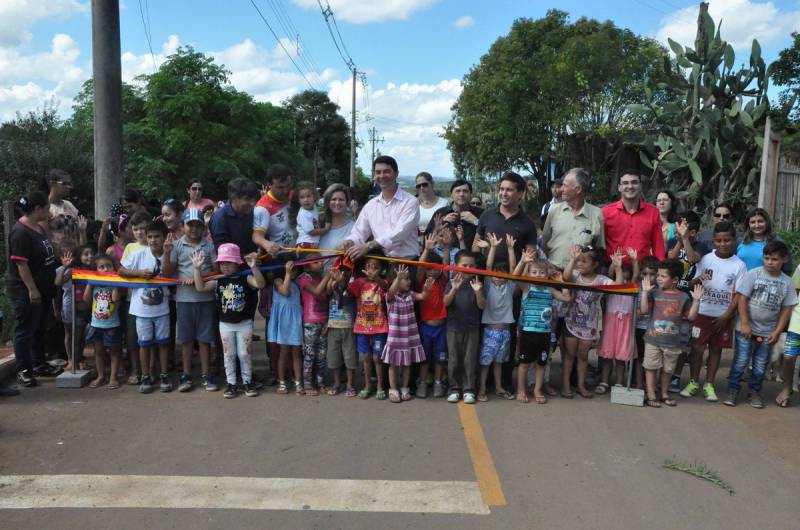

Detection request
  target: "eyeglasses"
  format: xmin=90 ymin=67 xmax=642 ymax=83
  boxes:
xmin=714 ymin=212 xmax=731 ymax=219
xmin=470 ymin=201 xmax=482 ymax=206
xmin=57 ymin=181 xmax=73 ymax=186
xmin=190 ymin=186 xmax=202 ymax=191
xmin=415 ymin=182 xmax=430 ymax=189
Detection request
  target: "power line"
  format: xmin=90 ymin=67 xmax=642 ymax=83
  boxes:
xmin=370 ymin=114 xmax=443 ymax=128
xmin=248 ymin=0 xmax=320 ymax=91
xmin=137 ymin=0 xmax=156 ymax=72
xmin=263 ymin=0 xmax=327 ymax=90
xmin=317 ymin=0 xmax=354 ymax=70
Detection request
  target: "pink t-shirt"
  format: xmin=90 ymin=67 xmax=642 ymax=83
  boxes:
xmin=184 ymin=198 xmax=215 ymax=210
xmin=297 ymin=273 xmax=329 ymax=324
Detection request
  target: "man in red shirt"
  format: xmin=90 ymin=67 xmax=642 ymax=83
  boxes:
xmin=602 ymin=170 xmax=665 ymax=264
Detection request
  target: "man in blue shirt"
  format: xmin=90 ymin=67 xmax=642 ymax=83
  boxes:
xmin=209 ymin=178 xmax=260 ymax=254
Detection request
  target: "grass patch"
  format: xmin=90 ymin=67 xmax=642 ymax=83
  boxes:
xmin=663 ymin=459 xmax=735 ymax=496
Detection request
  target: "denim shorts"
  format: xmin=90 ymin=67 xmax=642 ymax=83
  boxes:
xmin=356 ymin=333 xmax=386 ymax=360
xmin=479 ymin=327 xmax=511 ymax=366
xmin=175 ymin=301 xmax=216 ymax=344
xmin=420 ymin=322 xmax=447 ymax=364
xmin=86 ymin=325 xmax=123 ymax=347
xmin=135 ymin=314 xmax=171 ymax=346
xmin=784 ymin=331 xmax=800 ymax=357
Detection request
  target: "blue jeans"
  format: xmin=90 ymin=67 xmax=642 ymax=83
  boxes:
xmin=11 ymin=294 xmax=50 ymax=373
xmin=729 ymin=331 xmax=771 ymax=394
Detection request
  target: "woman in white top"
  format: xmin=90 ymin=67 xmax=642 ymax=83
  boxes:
xmin=415 ymin=171 xmax=448 ymax=234
xmin=318 ymin=183 xmax=355 ymax=262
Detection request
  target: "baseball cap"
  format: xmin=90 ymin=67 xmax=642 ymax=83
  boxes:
xmin=182 ymin=208 xmax=204 ymax=225
xmin=216 ymin=243 xmax=243 ymax=265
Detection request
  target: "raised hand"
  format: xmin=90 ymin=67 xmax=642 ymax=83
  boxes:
xmin=163 ymin=233 xmax=175 ymax=252
xmin=626 ymin=247 xmax=638 ymax=262
xmin=285 ymin=261 xmax=294 ymax=275
xmin=610 ymin=249 xmax=623 ymax=269
xmin=423 ymin=277 xmax=434 ymax=291
xmin=676 ymin=218 xmax=688 ymax=238
xmin=570 ymin=245 xmax=582 ymax=260
xmin=190 ymin=250 xmax=205 ymax=269
xmin=487 ymin=232 xmax=501 ymax=248
xmin=470 ymin=277 xmax=483 ymax=292
xmin=451 ymin=272 xmax=464 ymax=289
xmin=395 ymin=264 xmax=409 ymax=278
xmin=77 ymin=215 xmax=88 ymax=232
xmin=505 ymin=233 xmax=517 ymax=249
xmin=691 ymin=283 xmax=704 ymax=301
xmin=521 ymin=247 xmax=536 ymax=264
xmin=642 ymin=276 xmax=654 ymax=292
xmin=244 ymin=252 xmax=259 ymax=268
xmin=424 ymin=233 xmax=437 ymax=250
xmin=60 ymin=250 xmax=73 ymax=268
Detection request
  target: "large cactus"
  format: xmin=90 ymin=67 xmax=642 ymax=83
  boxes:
xmin=628 ymin=2 xmax=769 ymax=213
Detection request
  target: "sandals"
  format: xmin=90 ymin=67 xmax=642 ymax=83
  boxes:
xmin=776 ymin=392 xmax=792 ymax=408
xmin=516 ymin=392 xmax=530 ymax=403
xmin=357 ymin=388 xmax=371 ymax=399
xmin=594 ymin=382 xmax=610 ymax=395
xmin=304 ymin=387 xmax=319 ymax=397
xmin=375 ymin=389 xmax=387 ymax=400
xmin=495 ymin=390 xmax=515 ymax=400
xmin=107 ymin=381 xmax=120 ymax=390
xmin=544 ymin=385 xmax=559 ymax=397
xmin=276 ymin=380 xmax=289 ymax=395
xmin=646 ymin=398 xmax=662 ymax=408
xmin=560 ymin=391 xmax=575 ymax=399
xmin=345 ymin=387 xmax=358 ymax=397
xmin=127 ymin=374 xmax=141 ymax=385
xmin=400 ymin=388 xmax=412 ymax=401
xmin=294 ymin=381 xmax=305 ymax=396
xmin=477 ymin=393 xmax=489 ymax=402
xmin=327 ymin=385 xmax=340 ymax=396
xmin=534 ymin=394 xmax=548 ymax=404
xmin=89 ymin=378 xmax=104 ymax=389
xmin=578 ymin=388 xmax=594 ymax=399
xmin=389 ymin=389 xmax=401 ymax=403
xmin=661 ymin=397 xmax=677 ymax=407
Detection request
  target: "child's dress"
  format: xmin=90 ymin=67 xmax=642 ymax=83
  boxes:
xmin=381 ymin=291 xmax=426 ymax=366
xmin=597 ymin=294 xmax=633 ymax=360
xmin=565 ymin=273 xmax=612 ymax=341
xmin=267 ymin=279 xmax=303 ymax=346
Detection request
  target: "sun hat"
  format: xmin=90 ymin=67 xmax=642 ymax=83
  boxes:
xmin=216 ymin=243 xmax=243 ymax=265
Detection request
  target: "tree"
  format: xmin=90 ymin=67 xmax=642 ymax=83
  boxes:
xmin=444 ymin=10 xmax=669 ymax=203
xmin=629 ymin=3 xmax=770 ymax=214
xmin=771 ymin=31 xmax=800 ymax=161
xmin=284 ymin=90 xmax=352 ymax=188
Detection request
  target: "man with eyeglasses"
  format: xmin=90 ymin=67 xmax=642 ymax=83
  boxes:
xmin=423 ymin=179 xmax=483 ymax=250
xmin=45 ymin=168 xmax=79 ymax=220
xmin=602 ymin=170 xmax=665 ymax=264
xmin=697 ymin=202 xmax=739 ymax=247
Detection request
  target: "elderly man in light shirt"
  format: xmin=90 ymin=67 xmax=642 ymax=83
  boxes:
xmin=541 ymin=167 xmax=605 ymax=270
xmin=341 ymin=155 xmax=420 ymax=260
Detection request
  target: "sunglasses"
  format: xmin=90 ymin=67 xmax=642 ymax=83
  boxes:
xmin=415 ymin=182 xmax=430 ymax=189
xmin=714 ymin=212 xmax=731 ymax=219
xmin=57 ymin=181 xmax=73 ymax=186
xmin=190 ymin=186 xmax=202 ymax=191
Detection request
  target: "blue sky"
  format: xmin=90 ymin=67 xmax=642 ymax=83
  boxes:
xmin=2 ymin=0 xmax=799 ymax=178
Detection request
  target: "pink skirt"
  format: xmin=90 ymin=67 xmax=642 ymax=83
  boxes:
xmin=597 ymin=311 xmax=634 ymax=361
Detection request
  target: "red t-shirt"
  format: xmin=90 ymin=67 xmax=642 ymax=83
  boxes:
xmin=419 ymin=275 xmax=447 ymax=322
xmin=601 ymin=199 xmax=665 ymax=264
xmin=348 ymin=277 xmax=388 ymax=334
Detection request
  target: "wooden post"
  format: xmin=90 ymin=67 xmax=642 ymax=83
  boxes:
xmin=758 ymin=117 xmax=782 ymax=218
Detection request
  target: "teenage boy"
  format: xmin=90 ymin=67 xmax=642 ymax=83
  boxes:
xmin=725 ymin=241 xmax=797 ymax=408
xmin=667 ymin=211 xmax=711 ymax=392
xmin=681 ymin=222 xmax=747 ymax=402
xmin=640 ymin=259 xmax=703 ymax=407
xmin=444 ymin=250 xmax=486 ymax=404
xmin=163 ymin=209 xmax=219 ymax=392
xmin=120 ymin=220 xmax=173 ymax=393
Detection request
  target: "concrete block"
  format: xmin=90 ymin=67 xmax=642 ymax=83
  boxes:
xmin=56 ymin=369 xmax=93 ymax=388
xmin=610 ymin=384 xmax=645 ymax=407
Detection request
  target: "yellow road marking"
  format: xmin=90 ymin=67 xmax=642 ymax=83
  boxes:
xmin=458 ymin=402 xmax=507 ymax=506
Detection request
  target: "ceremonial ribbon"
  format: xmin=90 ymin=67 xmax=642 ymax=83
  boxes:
xmin=72 ymin=247 xmax=639 ymax=295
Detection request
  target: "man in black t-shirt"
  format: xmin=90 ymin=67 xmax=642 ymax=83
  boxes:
xmin=473 ymin=172 xmax=537 ymax=263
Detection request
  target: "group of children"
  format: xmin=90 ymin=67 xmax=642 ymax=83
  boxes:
xmin=56 ymin=201 xmax=800 ymax=410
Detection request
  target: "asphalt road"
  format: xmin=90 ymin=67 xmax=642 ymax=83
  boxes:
xmin=1 ymin=346 xmax=798 ymax=530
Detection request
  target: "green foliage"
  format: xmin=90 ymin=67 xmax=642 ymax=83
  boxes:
xmin=284 ymin=90 xmax=352 ymax=188
xmin=629 ymin=4 xmax=770 ymax=215
xmin=771 ymin=31 xmax=800 ymax=161
xmin=444 ymin=10 xmax=669 ymax=203
xmin=663 ymin=458 xmax=734 ymax=495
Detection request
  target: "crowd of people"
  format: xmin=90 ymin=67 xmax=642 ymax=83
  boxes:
xmin=3 ymin=158 xmax=799 ymax=410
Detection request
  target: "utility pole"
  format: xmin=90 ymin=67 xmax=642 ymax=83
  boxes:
xmin=368 ymin=127 xmax=384 ymax=167
xmin=91 ymin=0 xmax=124 ymax=219
xmin=349 ymin=67 xmax=356 ymax=188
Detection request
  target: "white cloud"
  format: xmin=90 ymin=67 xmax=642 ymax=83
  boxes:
xmin=291 ymin=0 xmax=439 ymax=23
xmin=453 ymin=16 xmax=474 ymax=30
xmin=0 ymin=0 xmax=87 ymax=46
xmin=329 ymin=78 xmax=461 ymax=176
xmin=0 ymin=34 xmax=83 ymax=85
xmin=655 ymin=0 xmax=800 ymax=52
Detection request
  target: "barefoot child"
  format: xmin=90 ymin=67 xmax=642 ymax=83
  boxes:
xmin=725 ymin=241 xmax=797 ymax=408
xmin=477 ymin=233 xmax=518 ymax=402
xmin=83 ymin=254 xmax=122 ymax=389
xmin=562 ymin=246 xmax=622 ymax=398
xmin=514 ymin=249 xmax=572 ymax=403
xmin=382 ymin=265 xmax=433 ymax=403
xmin=349 ymin=256 xmax=389 ymax=399
xmin=681 ymin=222 xmax=747 ymax=402
xmin=640 ymin=259 xmax=702 ymax=407
xmin=119 ymin=219 xmax=173 ymax=394
xmin=192 ymin=244 xmax=266 ymax=398
xmin=596 ymin=248 xmax=639 ymax=393
xmin=269 ymin=261 xmax=304 ymax=395
xmin=444 ymin=250 xmax=485 ymax=404
xmin=298 ymin=260 xmax=331 ymax=395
